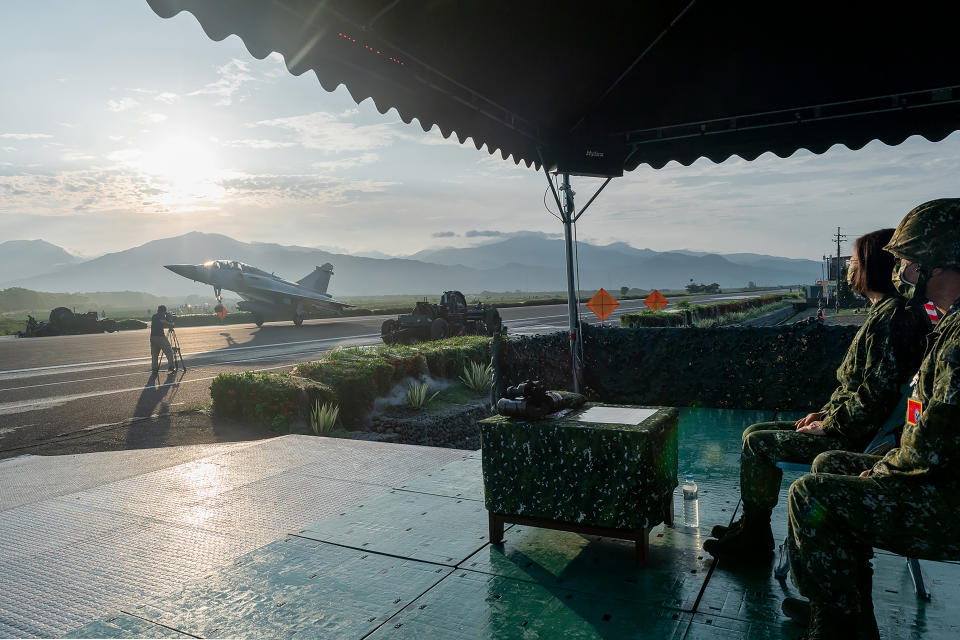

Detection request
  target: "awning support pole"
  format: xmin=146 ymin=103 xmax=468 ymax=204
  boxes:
xmin=559 ymin=173 xmax=582 ymax=393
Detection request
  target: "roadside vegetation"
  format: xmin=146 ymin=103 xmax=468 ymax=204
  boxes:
xmin=210 ymin=335 xmax=491 ymax=432
xmin=620 ymin=293 xmax=800 ymax=328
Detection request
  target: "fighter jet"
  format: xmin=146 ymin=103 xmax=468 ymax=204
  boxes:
xmin=164 ymin=260 xmax=348 ymax=327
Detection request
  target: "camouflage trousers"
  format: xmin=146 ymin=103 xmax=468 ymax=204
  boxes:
xmin=150 ymin=335 xmax=174 ymax=370
xmin=788 ymin=451 xmax=960 ymax=614
xmin=739 ymin=421 xmax=850 ymax=512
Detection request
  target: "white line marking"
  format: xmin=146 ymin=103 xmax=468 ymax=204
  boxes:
xmin=0 ymin=332 xmax=381 ymax=375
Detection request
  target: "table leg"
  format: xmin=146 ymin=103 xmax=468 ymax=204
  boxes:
xmin=635 ymin=530 xmax=649 ymax=568
xmin=489 ymin=512 xmax=504 ymax=545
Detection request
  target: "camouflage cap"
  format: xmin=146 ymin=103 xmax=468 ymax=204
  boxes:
xmin=885 ymin=198 xmax=960 ymax=268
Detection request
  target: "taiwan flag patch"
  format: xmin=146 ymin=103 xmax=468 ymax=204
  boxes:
xmin=907 ymin=398 xmax=923 ymax=426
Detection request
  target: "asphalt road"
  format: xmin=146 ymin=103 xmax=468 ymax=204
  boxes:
xmin=0 ymin=289 xmax=788 ymax=451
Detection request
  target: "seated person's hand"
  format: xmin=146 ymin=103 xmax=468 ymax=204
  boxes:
xmin=795 ymin=421 xmax=826 ymax=436
xmin=859 ymin=469 xmax=872 ymax=478
xmin=795 ymin=412 xmax=825 ymax=429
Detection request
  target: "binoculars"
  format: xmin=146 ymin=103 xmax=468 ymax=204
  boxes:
xmin=497 ymin=379 xmax=562 ymax=419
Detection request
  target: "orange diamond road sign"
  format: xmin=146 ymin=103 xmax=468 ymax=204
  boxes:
xmin=645 ymin=290 xmax=668 ymax=311
xmin=587 ymin=288 xmax=619 ymax=322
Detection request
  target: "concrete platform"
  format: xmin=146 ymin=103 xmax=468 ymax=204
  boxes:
xmin=0 ymin=411 xmax=957 ymax=639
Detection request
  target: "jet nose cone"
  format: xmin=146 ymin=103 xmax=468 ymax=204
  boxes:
xmin=165 ymin=264 xmax=199 ymax=280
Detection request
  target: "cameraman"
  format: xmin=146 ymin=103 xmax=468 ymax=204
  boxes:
xmin=150 ymin=305 xmax=176 ymax=373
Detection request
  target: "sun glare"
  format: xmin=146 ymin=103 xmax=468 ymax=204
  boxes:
xmin=138 ymin=135 xmax=225 ymax=208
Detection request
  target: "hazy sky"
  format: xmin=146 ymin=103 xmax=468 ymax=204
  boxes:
xmin=2 ymin=2 xmax=958 ymax=260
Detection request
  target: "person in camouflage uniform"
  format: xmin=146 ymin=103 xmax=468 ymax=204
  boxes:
xmin=703 ymin=228 xmax=929 ymax=560
xmin=788 ymin=198 xmax=960 ymax=639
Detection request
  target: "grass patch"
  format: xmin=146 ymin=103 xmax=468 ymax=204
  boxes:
xmin=692 ymin=300 xmax=792 ymax=327
xmin=210 ymin=371 xmax=335 ymax=432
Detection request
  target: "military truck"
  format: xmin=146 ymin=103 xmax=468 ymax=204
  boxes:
xmin=381 ymin=291 xmax=503 ymax=345
xmin=18 ymin=307 xmax=119 ymax=337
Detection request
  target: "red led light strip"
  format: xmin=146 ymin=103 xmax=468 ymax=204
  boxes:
xmin=337 ymin=32 xmax=405 ymax=66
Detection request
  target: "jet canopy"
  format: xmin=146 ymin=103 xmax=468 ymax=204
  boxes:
xmin=202 ymin=260 xmax=273 ymax=277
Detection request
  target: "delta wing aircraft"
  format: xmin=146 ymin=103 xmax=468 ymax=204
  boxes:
xmin=164 ymin=260 xmax=347 ymax=327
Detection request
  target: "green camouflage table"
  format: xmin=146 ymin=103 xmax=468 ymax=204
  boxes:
xmin=479 ymin=404 xmax=679 ymax=566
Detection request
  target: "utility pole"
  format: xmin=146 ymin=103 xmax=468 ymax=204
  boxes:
xmin=832 ymin=227 xmax=847 ymax=314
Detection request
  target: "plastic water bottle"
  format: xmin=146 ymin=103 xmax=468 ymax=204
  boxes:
xmin=682 ymin=474 xmax=699 ymax=529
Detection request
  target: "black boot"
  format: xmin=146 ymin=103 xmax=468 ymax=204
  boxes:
xmin=710 ymin=516 xmax=745 ymax=539
xmin=781 ymin=597 xmax=810 ymax=623
xmin=702 ymin=508 xmax=773 ymax=562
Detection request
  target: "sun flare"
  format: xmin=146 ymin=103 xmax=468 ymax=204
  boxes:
xmin=137 ymin=135 xmax=225 ymax=207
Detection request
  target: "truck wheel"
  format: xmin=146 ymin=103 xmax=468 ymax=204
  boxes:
xmin=381 ymin=319 xmax=397 ymax=344
xmin=430 ymin=318 xmax=449 ymax=340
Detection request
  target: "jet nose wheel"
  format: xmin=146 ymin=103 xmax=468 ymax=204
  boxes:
xmin=293 ymin=315 xmax=304 ymax=327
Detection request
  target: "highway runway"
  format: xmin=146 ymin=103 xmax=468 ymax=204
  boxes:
xmin=0 ymin=291 xmax=785 ymax=452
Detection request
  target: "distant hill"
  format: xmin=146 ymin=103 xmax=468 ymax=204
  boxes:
xmin=0 ymin=240 xmax=81 ymax=283
xmin=0 ymin=287 xmax=178 ymax=316
xmin=2 ymin=232 xmax=820 ymax=296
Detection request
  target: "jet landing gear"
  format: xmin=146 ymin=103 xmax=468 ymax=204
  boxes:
xmin=293 ymin=314 xmax=304 ymax=327
xmin=253 ymin=315 xmax=264 ymax=328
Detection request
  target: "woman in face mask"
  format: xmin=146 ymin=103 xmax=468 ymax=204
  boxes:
xmin=704 ymin=228 xmax=931 ymax=567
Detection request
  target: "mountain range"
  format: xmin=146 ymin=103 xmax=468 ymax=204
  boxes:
xmin=0 ymin=233 xmax=821 ymax=297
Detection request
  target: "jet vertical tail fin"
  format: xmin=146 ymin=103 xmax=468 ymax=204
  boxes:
xmin=297 ymin=263 xmax=334 ymax=294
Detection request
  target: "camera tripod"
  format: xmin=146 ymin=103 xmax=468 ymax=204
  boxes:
xmin=161 ymin=327 xmax=186 ymax=372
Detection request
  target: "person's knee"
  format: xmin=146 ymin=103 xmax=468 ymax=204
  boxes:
xmin=811 ymin=451 xmax=834 ymax=473
xmin=742 ymin=431 xmax=773 ymax=460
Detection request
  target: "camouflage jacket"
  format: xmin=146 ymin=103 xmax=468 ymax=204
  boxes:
xmin=819 ymin=294 xmax=929 ymax=445
xmin=874 ymin=299 xmax=960 ymax=480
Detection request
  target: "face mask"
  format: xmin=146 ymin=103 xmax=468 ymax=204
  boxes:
xmin=895 ymin=260 xmax=930 ymax=304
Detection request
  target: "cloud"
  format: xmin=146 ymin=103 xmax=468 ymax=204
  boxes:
xmin=224 ymin=138 xmax=298 ymax=150
xmin=188 ymin=58 xmax=254 ymax=106
xmin=154 ymin=92 xmax=180 ymax=104
xmin=311 ymin=153 xmax=380 ymax=171
xmin=217 ymin=172 xmax=396 ymax=205
xmin=0 ymin=168 xmax=168 ymax=216
xmin=1 ymin=147 xmax=16 ymax=153
xmin=61 ymin=151 xmax=96 ymax=162
xmin=431 ymin=231 xmax=457 ymax=238
xmin=252 ymin=111 xmax=400 ymax=153
xmin=107 ymin=97 xmax=139 ymax=112
xmin=0 ymin=133 xmax=52 ymax=140
xmin=465 ymin=230 xmax=506 ymax=237
xmin=141 ymin=112 xmax=168 ymax=124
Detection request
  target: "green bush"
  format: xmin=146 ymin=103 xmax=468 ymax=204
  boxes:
xmin=406 ymin=381 xmax=440 ymax=409
xmin=620 ymin=310 xmax=684 ymax=327
xmin=311 ymin=401 xmax=340 ymax=435
xmin=210 ymin=371 xmax=335 ymax=432
xmin=292 ymin=336 xmax=492 ymax=427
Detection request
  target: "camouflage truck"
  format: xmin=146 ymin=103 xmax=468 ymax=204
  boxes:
xmin=18 ymin=307 xmax=119 ymax=337
xmin=381 ymin=291 xmax=503 ymax=345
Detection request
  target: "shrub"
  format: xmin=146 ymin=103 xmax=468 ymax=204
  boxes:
xmin=620 ymin=310 xmax=684 ymax=327
xmin=292 ymin=335 xmax=492 ymax=426
xmin=210 ymin=371 xmax=335 ymax=432
xmin=406 ymin=381 xmax=440 ymax=409
xmin=311 ymin=401 xmax=340 ymax=435
xmin=460 ymin=361 xmax=493 ymax=394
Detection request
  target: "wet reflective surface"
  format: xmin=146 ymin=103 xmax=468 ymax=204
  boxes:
xmin=6 ymin=411 xmax=957 ymax=638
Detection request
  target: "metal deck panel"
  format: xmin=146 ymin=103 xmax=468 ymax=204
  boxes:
xmin=0 ymin=442 xmax=258 ymax=511
xmin=395 ymin=456 xmax=484 ymax=501
xmin=460 ymin=524 xmax=709 ymax=612
xmin=366 ymin=569 xmax=691 ymax=640
xmin=63 ymin=613 xmax=192 ymax=639
xmin=130 ymin=537 xmax=452 ymax=639
xmin=297 ymin=489 xmax=491 ymax=566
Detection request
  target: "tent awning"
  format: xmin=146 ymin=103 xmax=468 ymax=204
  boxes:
xmin=147 ymin=0 xmax=960 ymax=175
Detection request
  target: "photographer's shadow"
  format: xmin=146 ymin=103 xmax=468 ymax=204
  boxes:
xmin=127 ymin=369 xmax=182 ymax=449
